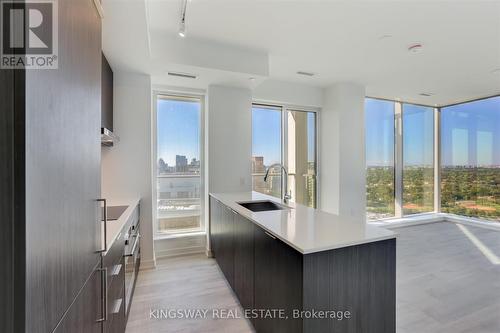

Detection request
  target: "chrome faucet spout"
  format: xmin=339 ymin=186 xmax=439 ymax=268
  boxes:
xmin=263 ymin=163 xmax=292 ymax=203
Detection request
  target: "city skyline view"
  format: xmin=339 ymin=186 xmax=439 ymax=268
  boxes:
xmin=157 ymin=98 xmax=201 ymax=167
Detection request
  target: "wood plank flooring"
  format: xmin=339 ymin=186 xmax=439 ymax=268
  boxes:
xmin=125 ymin=254 xmax=254 ymax=333
xmin=395 ymin=222 xmax=500 ymax=333
xmin=126 ymin=222 xmax=500 ymax=333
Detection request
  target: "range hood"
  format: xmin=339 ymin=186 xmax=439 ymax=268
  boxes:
xmin=101 ymin=128 xmax=119 ymax=147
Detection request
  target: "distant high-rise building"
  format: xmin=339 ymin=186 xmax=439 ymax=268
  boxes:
xmin=158 ymin=158 xmax=169 ymax=174
xmin=176 ymin=155 xmax=188 ymax=172
xmin=252 ymin=156 xmax=265 ymax=173
xmin=188 ymin=158 xmax=201 ymax=173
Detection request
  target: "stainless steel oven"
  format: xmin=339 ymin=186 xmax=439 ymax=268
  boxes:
xmin=124 ymin=221 xmax=140 ymax=315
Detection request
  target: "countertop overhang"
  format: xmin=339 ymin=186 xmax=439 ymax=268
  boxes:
xmin=210 ymin=191 xmax=396 ymax=254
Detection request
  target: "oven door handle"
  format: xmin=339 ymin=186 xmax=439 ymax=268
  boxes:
xmin=124 ymin=233 xmax=140 ymax=257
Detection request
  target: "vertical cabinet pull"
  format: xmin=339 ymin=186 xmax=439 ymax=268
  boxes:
xmin=97 ymin=198 xmax=107 ymax=253
xmin=96 ymin=267 xmax=108 ymax=322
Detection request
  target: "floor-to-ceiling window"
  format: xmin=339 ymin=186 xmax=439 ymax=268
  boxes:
xmin=252 ymin=105 xmax=283 ymax=198
xmin=156 ymin=94 xmax=203 ymax=235
xmin=252 ymin=104 xmax=318 ymax=208
xmin=286 ymin=110 xmax=317 ymax=208
xmin=441 ymin=97 xmax=500 ymax=221
xmin=365 ymin=95 xmax=499 ymax=223
xmin=402 ymin=104 xmax=435 ymax=215
xmin=365 ymin=98 xmax=396 ymax=219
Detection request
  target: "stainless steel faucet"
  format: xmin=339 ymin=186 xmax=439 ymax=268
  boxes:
xmin=264 ymin=163 xmax=292 ymax=203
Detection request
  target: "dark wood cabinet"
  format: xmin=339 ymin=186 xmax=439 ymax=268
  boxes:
xmin=52 ymin=264 xmax=102 ymax=333
xmin=216 ymin=204 xmax=235 ymax=288
xmin=25 ymin=0 xmax=102 ymax=330
xmin=1 ymin=0 xmax=103 ymax=331
xmin=209 ymin=198 xmax=221 ymax=258
xmin=102 ymin=232 xmax=126 ymax=333
xmin=101 ymin=53 xmax=114 ymax=130
xmin=254 ymin=226 xmax=303 ymax=333
xmin=209 ymin=195 xmax=396 ymax=333
xmin=233 ymin=213 xmax=255 ymax=311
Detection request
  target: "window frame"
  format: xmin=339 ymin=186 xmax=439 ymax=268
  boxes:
xmin=401 ymin=102 xmax=436 ymax=215
xmin=367 ymin=97 xmax=440 ymax=219
xmin=153 ymin=91 xmax=206 ymax=239
xmin=367 ymin=94 xmax=500 ymax=222
xmin=252 ymin=101 xmax=320 ymax=208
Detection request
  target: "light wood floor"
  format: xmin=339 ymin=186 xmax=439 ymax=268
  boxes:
xmin=395 ymin=222 xmax=500 ymax=333
xmin=126 ymin=222 xmax=500 ymax=333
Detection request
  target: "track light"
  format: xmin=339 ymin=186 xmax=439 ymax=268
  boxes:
xmin=178 ymin=0 xmax=187 ymax=38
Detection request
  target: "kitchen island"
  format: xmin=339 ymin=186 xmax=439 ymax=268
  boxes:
xmin=209 ymin=192 xmax=396 ymax=333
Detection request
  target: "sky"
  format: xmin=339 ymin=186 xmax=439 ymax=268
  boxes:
xmin=441 ymin=97 xmax=500 ymax=166
xmin=157 ymin=99 xmax=200 ymax=166
xmin=366 ymin=96 xmax=500 ymax=167
xmin=252 ymin=107 xmax=316 ymax=166
xmin=157 ymin=95 xmax=499 ymax=169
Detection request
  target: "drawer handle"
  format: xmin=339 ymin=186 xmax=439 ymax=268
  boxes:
xmin=96 ymin=267 xmax=108 ymax=322
xmin=97 ymin=199 xmax=108 ymax=253
xmin=264 ymin=231 xmax=276 ymax=240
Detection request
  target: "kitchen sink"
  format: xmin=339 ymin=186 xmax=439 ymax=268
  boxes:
xmin=237 ymin=200 xmax=289 ymax=212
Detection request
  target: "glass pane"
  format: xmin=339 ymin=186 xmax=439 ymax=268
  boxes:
xmin=365 ymin=98 xmax=395 ymax=219
xmin=157 ymin=96 xmax=201 ymax=234
xmin=402 ymin=104 xmax=434 ymax=215
xmin=441 ymin=97 xmax=500 ymax=221
xmin=286 ymin=110 xmax=316 ymax=208
xmin=252 ymin=106 xmax=282 ymax=198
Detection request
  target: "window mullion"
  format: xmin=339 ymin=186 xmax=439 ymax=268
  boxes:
xmin=434 ymin=107 xmax=441 ymax=213
xmin=394 ymin=102 xmax=403 ymax=218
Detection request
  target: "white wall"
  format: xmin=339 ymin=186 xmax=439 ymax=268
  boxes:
xmin=320 ymin=83 xmax=366 ymax=222
xmin=207 ymin=85 xmax=253 ymax=194
xmin=253 ymin=79 xmax=323 ymax=108
xmin=101 ymin=72 xmax=155 ymax=268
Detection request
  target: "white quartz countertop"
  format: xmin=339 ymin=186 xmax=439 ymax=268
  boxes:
xmin=210 ymin=192 xmax=396 ymax=254
xmin=101 ymin=197 xmax=140 ymax=255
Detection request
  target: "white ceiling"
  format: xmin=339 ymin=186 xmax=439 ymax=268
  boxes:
xmin=103 ymin=0 xmax=500 ymax=106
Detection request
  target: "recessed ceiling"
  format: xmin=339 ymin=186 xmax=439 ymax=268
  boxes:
xmin=103 ymin=0 xmax=500 ymax=106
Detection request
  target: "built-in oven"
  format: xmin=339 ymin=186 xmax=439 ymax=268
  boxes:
xmin=124 ymin=221 xmax=140 ymax=316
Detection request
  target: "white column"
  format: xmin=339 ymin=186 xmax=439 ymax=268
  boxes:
xmin=320 ymin=83 xmax=366 ymax=223
xmin=207 ymin=85 xmax=252 ymax=194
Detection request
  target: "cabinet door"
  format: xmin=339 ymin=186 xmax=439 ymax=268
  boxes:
xmin=53 ymin=267 xmax=102 ymax=333
xmin=254 ymin=226 xmax=303 ymax=333
xmin=218 ymin=205 xmax=235 ymax=288
xmin=209 ymin=198 xmax=221 ymax=257
xmin=103 ymin=257 xmax=125 ymax=333
xmin=233 ymin=213 xmax=254 ymax=310
xmin=24 ymin=0 xmax=102 ymax=331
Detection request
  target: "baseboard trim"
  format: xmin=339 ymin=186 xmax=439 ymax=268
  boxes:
xmin=155 ymin=245 xmax=205 ymax=259
xmin=139 ymin=258 xmax=156 ymax=270
xmin=444 ymin=215 xmax=500 ymax=231
xmin=369 ymin=213 xmax=500 ymax=231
